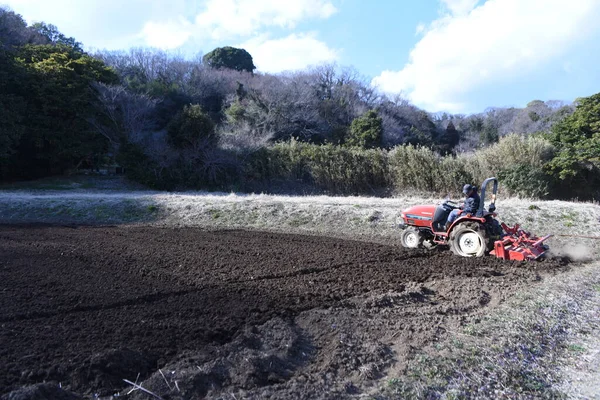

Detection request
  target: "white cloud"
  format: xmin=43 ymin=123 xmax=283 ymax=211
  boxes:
xmin=415 ymin=23 xmax=426 ymax=35
xmin=136 ymin=0 xmax=337 ymax=47
xmin=141 ymin=19 xmax=192 ymax=50
xmin=1 ymin=0 xmax=191 ymax=49
xmin=372 ymin=0 xmax=600 ymax=113
xmin=240 ymin=33 xmax=338 ymax=73
xmin=440 ymin=0 xmax=479 ymax=16
xmin=2 ymin=0 xmax=340 ymax=72
xmin=193 ymin=0 xmax=337 ymax=40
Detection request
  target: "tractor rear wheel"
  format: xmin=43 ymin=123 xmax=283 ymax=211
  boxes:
xmin=449 ymin=222 xmax=489 ymax=257
xmin=401 ymin=227 xmax=423 ymax=249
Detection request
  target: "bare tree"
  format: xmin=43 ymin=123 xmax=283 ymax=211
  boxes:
xmin=89 ymin=83 xmax=157 ymax=149
xmin=0 ymin=7 xmax=47 ymax=49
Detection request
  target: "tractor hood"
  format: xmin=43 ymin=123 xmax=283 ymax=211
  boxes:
xmin=401 ymin=205 xmax=436 ymax=221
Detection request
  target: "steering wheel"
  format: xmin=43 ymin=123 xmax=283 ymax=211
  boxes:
xmin=445 ymin=200 xmax=459 ymax=208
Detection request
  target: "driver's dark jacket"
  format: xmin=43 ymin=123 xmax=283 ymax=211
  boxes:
xmin=461 ymin=191 xmax=480 ymax=214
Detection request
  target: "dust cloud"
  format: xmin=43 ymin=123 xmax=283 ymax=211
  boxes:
xmin=551 ymin=242 xmax=596 ymax=262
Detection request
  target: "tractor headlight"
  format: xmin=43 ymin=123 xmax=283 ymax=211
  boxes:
xmin=397 ymin=215 xmax=407 ymax=229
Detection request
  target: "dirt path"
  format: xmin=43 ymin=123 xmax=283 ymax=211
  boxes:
xmin=0 ymin=225 xmax=568 ymax=399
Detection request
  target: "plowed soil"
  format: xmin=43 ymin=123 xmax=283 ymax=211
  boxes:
xmin=0 ymin=225 xmax=568 ymax=399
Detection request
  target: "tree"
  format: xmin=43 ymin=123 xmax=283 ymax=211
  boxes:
xmin=30 ymin=22 xmax=82 ymax=51
xmin=401 ymin=110 xmax=438 ymax=148
xmin=89 ymin=83 xmax=157 ymax=149
xmin=435 ymin=121 xmax=460 ymax=154
xmin=480 ymin=120 xmax=499 ymax=145
xmin=4 ymin=44 xmax=118 ymax=178
xmin=167 ymin=104 xmax=216 ymax=149
xmin=346 ymin=110 xmax=383 ymax=148
xmin=0 ymin=47 xmax=26 ymax=175
xmin=0 ymin=7 xmax=46 ymax=49
xmin=203 ymin=46 xmax=255 ymax=73
xmin=546 ymin=93 xmax=600 ymax=180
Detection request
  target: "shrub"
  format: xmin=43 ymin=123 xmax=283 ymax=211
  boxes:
xmin=117 ymin=142 xmax=168 ymax=189
xmin=498 ymin=164 xmax=554 ymax=198
xmin=242 ymin=135 xmax=557 ymax=198
xmin=225 ymin=100 xmax=246 ymax=122
xmin=167 ymin=104 xmax=216 ymax=149
xmin=245 ymin=140 xmax=389 ymax=195
xmin=388 ymin=145 xmax=441 ymax=192
xmin=464 ymin=134 xmax=555 ymax=187
xmin=388 ymin=146 xmax=474 ymax=195
xmin=122 ymin=133 xmax=560 ymax=199
xmin=346 ymin=110 xmax=383 ymax=149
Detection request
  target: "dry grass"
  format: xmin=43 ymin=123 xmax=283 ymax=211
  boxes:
xmin=381 ymin=262 xmax=600 ymax=399
xmin=1 ymin=188 xmax=599 ymax=251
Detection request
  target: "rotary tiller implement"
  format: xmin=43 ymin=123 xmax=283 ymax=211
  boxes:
xmin=490 ymin=223 xmax=551 ymax=261
xmin=398 ymin=177 xmax=551 ymax=261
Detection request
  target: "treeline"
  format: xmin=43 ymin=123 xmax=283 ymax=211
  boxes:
xmin=1 ymin=7 xmax=598 ymax=199
xmin=0 ymin=9 xmax=117 ymax=179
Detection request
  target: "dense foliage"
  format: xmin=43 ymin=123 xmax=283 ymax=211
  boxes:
xmin=167 ymin=104 xmax=216 ymax=149
xmin=203 ymin=46 xmax=255 ymax=73
xmin=347 ymin=110 xmax=383 ymax=148
xmin=1 ymin=6 xmax=598 ymax=200
xmin=545 ymin=94 xmax=600 ymax=198
xmin=0 ymin=9 xmax=117 ymax=179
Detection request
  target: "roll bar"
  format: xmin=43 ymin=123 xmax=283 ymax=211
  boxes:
xmin=477 ymin=177 xmax=498 ymax=217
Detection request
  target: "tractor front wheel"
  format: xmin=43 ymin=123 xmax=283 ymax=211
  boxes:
xmin=449 ymin=222 xmax=489 ymax=257
xmin=401 ymin=227 xmax=423 ymax=249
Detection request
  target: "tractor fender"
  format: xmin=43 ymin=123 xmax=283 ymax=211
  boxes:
xmin=447 ymin=215 xmax=486 ymax=232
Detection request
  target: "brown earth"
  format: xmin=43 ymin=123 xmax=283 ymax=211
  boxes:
xmin=0 ymin=225 xmax=568 ymax=399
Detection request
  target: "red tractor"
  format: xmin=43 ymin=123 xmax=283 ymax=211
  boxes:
xmin=398 ymin=177 xmax=551 ymax=261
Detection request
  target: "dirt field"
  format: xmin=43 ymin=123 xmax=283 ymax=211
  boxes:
xmin=0 ymin=225 xmax=569 ymax=399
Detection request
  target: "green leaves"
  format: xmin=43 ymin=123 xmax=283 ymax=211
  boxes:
xmin=30 ymin=22 xmax=82 ymax=52
xmin=0 ymin=42 xmax=117 ymax=179
xmin=346 ymin=110 xmax=383 ymax=149
xmin=546 ymin=93 xmax=600 ymax=180
xmin=167 ymin=105 xmax=216 ymax=149
xmin=498 ymin=164 xmax=553 ymax=198
xmin=203 ymin=46 xmax=256 ymax=73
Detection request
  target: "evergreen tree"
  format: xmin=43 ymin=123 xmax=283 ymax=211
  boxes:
xmin=203 ymin=46 xmax=255 ymax=72
xmin=346 ymin=110 xmax=383 ymax=149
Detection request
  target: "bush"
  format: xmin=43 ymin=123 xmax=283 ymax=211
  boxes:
xmin=346 ymin=110 xmax=383 ymax=149
xmin=388 ymin=146 xmax=474 ymax=195
xmin=498 ymin=164 xmax=554 ymax=198
xmin=121 ymin=133 xmax=562 ymax=199
xmin=117 ymin=142 xmax=169 ymax=189
xmin=388 ymin=145 xmax=442 ymax=192
xmin=464 ymin=135 xmax=555 ymax=187
xmin=244 ymin=140 xmax=389 ymax=195
xmin=167 ymin=105 xmax=216 ymax=149
xmin=240 ymin=135 xmax=557 ymax=198
xmin=225 ymin=100 xmax=246 ymax=122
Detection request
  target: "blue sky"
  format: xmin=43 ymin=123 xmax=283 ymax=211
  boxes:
xmin=3 ymin=0 xmax=600 ymax=114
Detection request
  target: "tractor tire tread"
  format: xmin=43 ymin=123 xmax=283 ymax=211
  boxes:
xmin=401 ymin=227 xmax=424 ymax=249
xmin=449 ymin=221 xmax=490 ymax=257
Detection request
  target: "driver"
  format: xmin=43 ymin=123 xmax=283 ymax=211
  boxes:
xmin=446 ymin=184 xmax=481 ymax=229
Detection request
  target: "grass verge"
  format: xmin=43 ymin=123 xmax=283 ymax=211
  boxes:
xmin=379 ymin=262 xmax=600 ymax=399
